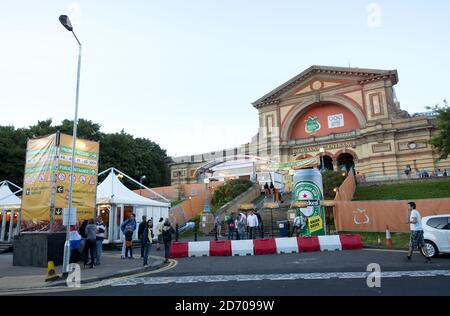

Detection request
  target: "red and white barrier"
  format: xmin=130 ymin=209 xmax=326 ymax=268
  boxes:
xmin=275 ymin=237 xmax=299 ymax=254
xmin=169 ymin=242 xmax=189 ymax=258
xmin=339 ymin=234 xmax=363 ymax=250
xmin=297 ymin=236 xmax=321 ymax=252
xmin=231 ymin=240 xmax=254 ymax=256
xmin=188 ymin=241 xmax=210 ymax=257
xmin=179 ymin=234 xmax=362 ymax=258
xmin=253 ymin=238 xmax=277 ymax=255
xmin=318 ymin=235 xmax=342 ymax=251
xmin=210 ymin=240 xmax=232 ymax=256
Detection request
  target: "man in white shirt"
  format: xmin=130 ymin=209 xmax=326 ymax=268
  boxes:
xmin=406 ymin=201 xmax=430 ymax=262
xmin=247 ymin=210 xmax=259 ymax=240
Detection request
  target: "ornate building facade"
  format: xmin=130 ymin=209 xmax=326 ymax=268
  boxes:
xmin=171 ymin=66 xmax=449 ymax=185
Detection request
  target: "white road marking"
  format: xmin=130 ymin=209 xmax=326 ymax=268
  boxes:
xmin=105 ymin=270 xmax=450 ymax=286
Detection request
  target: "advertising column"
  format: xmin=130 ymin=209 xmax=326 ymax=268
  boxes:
xmin=292 ymin=168 xmax=325 ymax=236
xmin=54 ymin=133 xmax=99 ymax=229
xmin=20 ymin=134 xmax=58 ymax=232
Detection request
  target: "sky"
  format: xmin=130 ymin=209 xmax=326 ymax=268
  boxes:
xmin=1 ymin=1 xmax=449 ymax=157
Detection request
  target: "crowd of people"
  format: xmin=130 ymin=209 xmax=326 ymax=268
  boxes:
xmin=69 ymin=214 xmax=176 ymax=269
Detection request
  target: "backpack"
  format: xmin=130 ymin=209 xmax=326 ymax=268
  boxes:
xmin=224 ymin=214 xmax=231 ymax=222
xmin=228 ymin=221 xmax=235 ymax=230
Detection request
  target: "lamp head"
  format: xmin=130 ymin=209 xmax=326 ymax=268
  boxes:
xmin=59 ymin=15 xmax=73 ymax=32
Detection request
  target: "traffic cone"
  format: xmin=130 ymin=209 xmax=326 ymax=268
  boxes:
xmin=385 ymin=225 xmax=393 ymax=247
xmin=45 ymin=261 xmax=60 ymax=282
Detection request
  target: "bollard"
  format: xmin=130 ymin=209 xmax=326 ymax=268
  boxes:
xmin=214 ymin=224 xmax=218 ymax=241
xmin=261 ymin=224 xmax=264 ymax=239
xmin=287 ymin=221 xmax=291 ymax=237
xmin=175 ymin=223 xmax=179 ymax=242
xmin=194 ymin=222 xmax=198 ymax=241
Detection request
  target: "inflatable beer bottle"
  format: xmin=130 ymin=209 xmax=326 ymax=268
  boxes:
xmin=293 ymin=168 xmax=325 ymax=236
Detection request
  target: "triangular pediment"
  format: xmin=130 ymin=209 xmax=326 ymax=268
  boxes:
xmin=252 ymin=65 xmax=398 ymax=108
xmin=286 ymin=77 xmax=354 ymax=97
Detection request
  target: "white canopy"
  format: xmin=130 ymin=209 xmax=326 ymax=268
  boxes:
xmin=96 ymin=171 xmax=170 ymax=207
xmin=0 ymin=182 xmax=22 ymax=209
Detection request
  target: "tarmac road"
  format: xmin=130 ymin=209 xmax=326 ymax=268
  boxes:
xmin=20 ymin=249 xmax=450 ymax=296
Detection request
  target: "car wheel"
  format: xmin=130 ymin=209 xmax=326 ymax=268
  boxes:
xmin=421 ymin=240 xmax=439 ymax=258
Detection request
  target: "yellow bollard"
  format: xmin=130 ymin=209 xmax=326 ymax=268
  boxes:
xmin=45 ymin=261 xmax=60 ymax=282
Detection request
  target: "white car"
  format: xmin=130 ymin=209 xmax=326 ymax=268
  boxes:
xmin=421 ymin=215 xmax=450 ymax=257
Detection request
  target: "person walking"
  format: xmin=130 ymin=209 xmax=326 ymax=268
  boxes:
xmin=406 ymin=201 xmax=431 ymax=262
xmin=84 ymin=219 xmax=97 ymax=268
xmin=162 ymin=219 xmax=175 ymax=263
xmin=120 ymin=214 xmax=137 ymax=259
xmin=264 ymin=182 xmax=270 ymax=197
xmin=78 ymin=220 xmax=88 ymax=262
xmin=143 ymin=219 xmax=153 ymax=268
xmin=236 ymin=213 xmax=247 ymax=240
xmin=124 ymin=225 xmax=134 ymax=259
xmin=215 ymin=214 xmax=222 ymax=237
xmin=138 ymin=215 xmax=147 ymax=258
xmin=226 ymin=214 xmax=236 ymax=240
xmin=247 ymin=210 xmax=259 ymax=240
xmin=156 ymin=217 xmax=164 ymax=251
xmin=69 ymin=225 xmax=81 ymax=263
xmin=95 ymin=216 xmax=106 ymax=265
xmin=254 ymin=210 xmax=264 ymax=238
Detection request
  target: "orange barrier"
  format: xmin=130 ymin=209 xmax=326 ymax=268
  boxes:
xmin=333 ymin=199 xmax=450 ymax=232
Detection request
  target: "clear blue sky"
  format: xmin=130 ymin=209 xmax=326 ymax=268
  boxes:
xmin=1 ymin=1 xmax=449 ymax=157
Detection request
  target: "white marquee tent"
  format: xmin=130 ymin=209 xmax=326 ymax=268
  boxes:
xmin=0 ymin=181 xmax=22 ymax=242
xmin=96 ymin=169 xmax=170 ymax=243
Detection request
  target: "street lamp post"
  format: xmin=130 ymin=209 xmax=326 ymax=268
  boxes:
xmin=59 ymin=14 xmax=82 ymax=274
xmin=251 ymin=157 xmax=257 ymax=183
xmin=140 ymin=175 xmax=146 ymax=196
xmin=319 ymin=147 xmax=325 ymax=172
xmin=203 ymin=178 xmax=210 ymax=213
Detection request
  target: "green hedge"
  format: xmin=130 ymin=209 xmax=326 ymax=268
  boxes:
xmin=211 ymin=179 xmax=253 ymax=212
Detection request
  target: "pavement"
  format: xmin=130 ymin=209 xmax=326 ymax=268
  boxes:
xmin=0 ymin=248 xmax=167 ymax=292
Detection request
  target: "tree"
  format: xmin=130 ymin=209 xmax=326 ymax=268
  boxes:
xmin=0 ymin=119 xmax=170 ymax=189
xmin=429 ymin=103 xmax=450 ymax=160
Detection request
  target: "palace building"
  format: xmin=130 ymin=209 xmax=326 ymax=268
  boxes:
xmin=170 ymin=65 xmax=449 ymax=185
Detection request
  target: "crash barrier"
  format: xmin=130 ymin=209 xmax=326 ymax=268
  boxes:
xmin=339 ymin=234 xmax=363 ymax=250
xmin=169 ymin=242 xmax=189 ymax=258
xmin=175 ymin=235 xmax=360 ymax=258
xmin=253 ymin=238 xmax=277 ymax=255
xmin=231 ymin=240 xmax=254 ymax=256
xmin=297 ymin=236 xmax=321 ymax=252
xmin=188 ymin=241 xmax=210 ymax=257
xmin=318 ymin=235 xmax=342 ymax=251
xmin=275 ymin=237 xmax=299 ymax=254
xmin=210 ymin=240 xmax=232 ymax=256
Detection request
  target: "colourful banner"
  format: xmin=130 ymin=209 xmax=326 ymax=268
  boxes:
xmin=260 ymin=157 xmax=319 ymax=172
xmin=54 ymin=133 xmax=99 ymax=225
xmin=21 ymin=134 xmax=58 ymax=231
